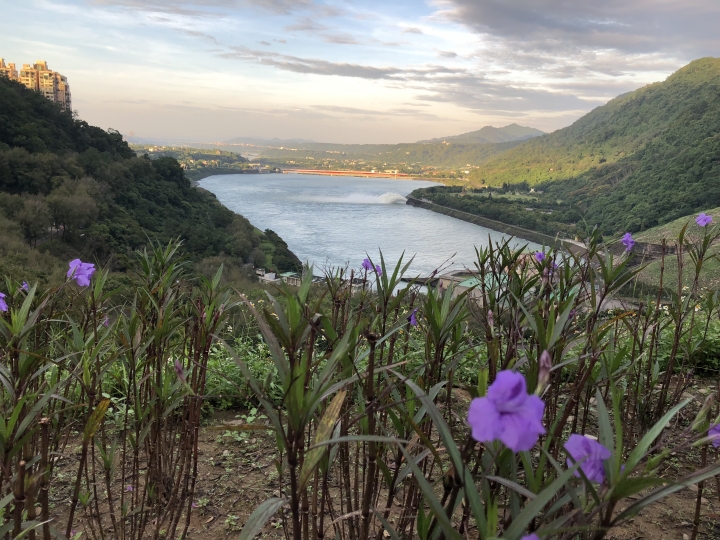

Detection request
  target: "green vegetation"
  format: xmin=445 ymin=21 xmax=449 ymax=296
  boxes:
xmin=251 ymin=139 xmax=526 ymax=175
xmin=129 ymin=144 xmax=280 ymax=182
xmin=4 ymin=235 xmax=720 ymax=539
xmin=419 ymin=122 xmax=544 ymax=143
xmin=411 ymin=184 xmax=582 ymax=237
xmin=460 ymin=58 xmax=720 ymax=235
xmin=0 ymin=76 xmax=300 ymax=281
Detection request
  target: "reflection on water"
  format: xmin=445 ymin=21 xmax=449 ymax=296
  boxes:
xmin=199 ymin=173 xmax=539 ymax=275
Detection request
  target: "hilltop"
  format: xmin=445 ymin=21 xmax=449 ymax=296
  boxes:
xmin=0 ymin=76 xmax=300 ymax=281
xmin=420 ymin=123 xmax=544 ymax=144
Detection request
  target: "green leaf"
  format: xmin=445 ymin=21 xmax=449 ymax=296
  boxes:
xmin=624 ymin=399 xmax=689 ymax=473
xmin=238 ymin=497 xmax=288 ymax=540
xmin=373 ymin=510 xmax=404 ymax=540
xmin=501 ymin=463 xmax=579 ymax=539
xmin=398 ymin=444 xmax=463 ymax=540
xmin=400 ymin=446 xmax=462 ymax=540
xmin=298 ymin=388 xmax=346 ymax=490
xmin=83 ymin=398 xmax=110 ymax=443
xmin=612 ymin=461 xmax=720 ymax=524
xmin=485 ymin=476 xmax=536 ymax=501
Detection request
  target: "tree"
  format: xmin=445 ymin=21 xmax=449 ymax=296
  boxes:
xmin=17 ymin=195 xmax=50 ymax=246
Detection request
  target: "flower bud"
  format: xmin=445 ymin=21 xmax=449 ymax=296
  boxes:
xmin=174 ymin=359 xmax=185 ymax=383
xmin=691 ymin=395 xmax=715 ymax=432
xmin=536 ymin=350 xmax=552 ymax=394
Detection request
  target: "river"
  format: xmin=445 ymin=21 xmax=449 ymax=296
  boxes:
xmin=199 ymin=173 xmax=539 ymax=276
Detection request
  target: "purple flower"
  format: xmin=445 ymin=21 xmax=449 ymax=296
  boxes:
xmin=621 ymin=233 xmax=635 ymax=252
xmin=696 ymin=213 xmax=713 ymax=227
xmin=375 ymin=264 xmax=382 ymax=276
xmin=21 ymin=281 xmax=29 ymax=292
xmin=522 ymin=535 xmax=540 ymax=540
xmin=709 ymin=424 xmax=720 ymax=448
xmin=534 ymin=251 xmax=546 ymax=263
xmin=0 ymin=292 xmax=7 ymax=313
xmin=467 ymin=371 xmax=546 ymax=452
xmin=362 ymin=258 xmax=373 ymax=271
xmin=125 ymin=485 xmax=133 ymax=492
xmin=67 ymin=259 xmax=96 ymax=287
xmin=102 ymin=315 xmax=109 ymax=327
xmin=565 ymin=434 xmax=611 ymax=483
xmin=408 ymin=308 xmax=418 ymax=326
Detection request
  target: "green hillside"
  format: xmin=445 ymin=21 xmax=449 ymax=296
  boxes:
xmin=253 ymin=139 xmax=525 ymax=171
xmin=418 ymin=57 xmax=719 ymax=235
xmin=421 ymin=123 xmax=544 ymax=144
xmin=470 ymin=58 xmax=720 ymax=189
xmin=0 ymin=76 xmax=300 ymax=281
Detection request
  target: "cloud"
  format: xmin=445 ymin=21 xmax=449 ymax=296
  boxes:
xmin=183 ymin=29 xmax=221 ymax=44
xmin=284 ymin=17 xmax=328 ymax=32
xmin=258 ymin=40 xmax=271 ymax=46
xmin=322 ymin=33 xmax=360 ymax=45
xmin=402 ymin=27 xmax=424 ymax=34
xmin=218 ymin=43 xmax=606 ymax=120
xmin=90 ymin=0 xmax=340 ymax=17
xmin=438 ymin=51 xmax=457 ymax=58
xmin=434 ymin=0 xmax=720 ymax=59
xmin=220 ymin=47 xmax=466 ymax=80
xmin=311 ymin=105 xmax=441 ymax=119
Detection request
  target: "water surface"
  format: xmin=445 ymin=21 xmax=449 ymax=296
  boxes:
xmin=199 ymin=173 xmax=538 ymax=275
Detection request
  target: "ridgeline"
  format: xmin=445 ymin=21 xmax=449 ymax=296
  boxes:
xmin=0 ymin=76 xmax=300 ymax=282
xmin=412 ymin=57 xmax=720 ymax=237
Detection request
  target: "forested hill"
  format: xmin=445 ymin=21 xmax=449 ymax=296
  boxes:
xmin=420 ymin=124 xmax=544 ymax=144
xmin=460 ymin=57 xmax=720 ymax=234
xmin=0 ymin=76 xmax=300 ymax=281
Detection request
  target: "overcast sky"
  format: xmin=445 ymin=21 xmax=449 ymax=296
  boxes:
xmin=3 ymin=0 xmax=718 ymax=143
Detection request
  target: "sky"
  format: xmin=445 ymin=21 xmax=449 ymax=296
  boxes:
xmin=2 ymin=0 xmax=719 ymax=144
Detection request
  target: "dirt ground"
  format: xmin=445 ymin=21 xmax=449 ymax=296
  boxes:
xmin=47 ymin=382 xmax=720 ymax=539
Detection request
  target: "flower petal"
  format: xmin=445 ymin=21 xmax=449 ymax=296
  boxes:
xmin=467 ymin=397 xmax=500 ymax=443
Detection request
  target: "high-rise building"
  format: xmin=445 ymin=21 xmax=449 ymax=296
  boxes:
xmin=19 ymin=63 xmax=39 ymax=91
xmin=4 ymin=59 xmax=71 ymax=112
xmin=54 ymin=73 xmax=71 ymax=112
xmin=0 ymin=59 xmax=18 ymax=80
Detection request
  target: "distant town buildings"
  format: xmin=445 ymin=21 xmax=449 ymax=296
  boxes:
xmin=0 ymin=59 xmax=72 ymax=112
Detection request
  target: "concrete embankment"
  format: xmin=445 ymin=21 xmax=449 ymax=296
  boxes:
xmin=405 ymin=196 xmax=585 ymax=254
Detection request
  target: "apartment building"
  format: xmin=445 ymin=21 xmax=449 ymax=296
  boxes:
xmin=1 ymin=58 xmax=72 ymax=112
xmin=0 ymin=59 xmax=17 ymax=80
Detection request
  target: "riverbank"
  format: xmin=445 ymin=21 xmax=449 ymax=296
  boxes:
xmin=282 ymin=168 xmax=418 ymax=179
xmin=405 ymin=196 xmax=585 ymax=254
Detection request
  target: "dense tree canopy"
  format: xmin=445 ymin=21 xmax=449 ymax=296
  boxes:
xmin=0 ymin=76 xmax=300 ymax=279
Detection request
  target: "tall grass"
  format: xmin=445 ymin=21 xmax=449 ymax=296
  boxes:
xmin=1 ymin=226 xmax=719 ymax=539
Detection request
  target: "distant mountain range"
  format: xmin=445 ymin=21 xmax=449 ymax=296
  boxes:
xmin=222 ymin=125 xmax=543 ymax=148
xmin=224 ymin=136 xmax=316 ymax=145
xmin=216 ymin=124 xmax=544 ymax=169
xmin=420 ymin=124 xmax=544 ymax=144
